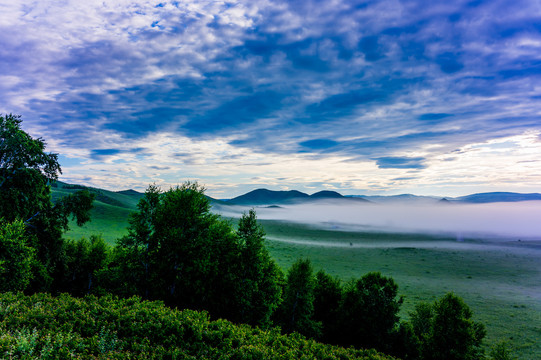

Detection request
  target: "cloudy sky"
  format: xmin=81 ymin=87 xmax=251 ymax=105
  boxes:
xmin=2 ymin=0 xmax=541 ymax=198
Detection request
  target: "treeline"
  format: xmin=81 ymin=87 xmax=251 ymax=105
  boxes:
xmin=0 ymin=114 xmax=513 ymax=359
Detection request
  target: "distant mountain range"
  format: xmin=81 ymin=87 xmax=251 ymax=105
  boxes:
xmin=53 ymin=181 xmax=541 ymax=207
xmin=225 ymin=189 xmax=541 ymax=205
xmin=454 ymin=192 xmax=541 ymax=203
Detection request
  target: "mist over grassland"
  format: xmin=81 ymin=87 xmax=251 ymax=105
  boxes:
xmin=215 ymin=200 xmax=541 ymax=242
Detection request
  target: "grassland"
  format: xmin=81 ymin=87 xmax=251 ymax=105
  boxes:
xmin=260 ymin=220 xmax=541 ymax=359
xmin=57 ymin=186 xmax=541 ymax=359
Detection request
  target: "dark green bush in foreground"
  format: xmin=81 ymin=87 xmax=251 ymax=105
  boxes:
xmin=0 ymin=292 xmax=395 ymax=360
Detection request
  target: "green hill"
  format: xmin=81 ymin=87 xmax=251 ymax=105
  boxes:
xmin=52 ymin=181 xmax=142 ymax=243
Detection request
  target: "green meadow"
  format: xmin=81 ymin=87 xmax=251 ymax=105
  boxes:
xmin=260 ymin=221 xmax=541 ymax=360
xmin=61 ymin=187 xmax=541 ymax=359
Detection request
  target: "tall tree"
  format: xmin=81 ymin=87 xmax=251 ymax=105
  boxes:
xmin=413 ymin=293 xmax=486 ymax=360
xmin=116 ymin=184 xmax=161 ymax=298
xmin=0 ymin=114 xmax=94 ymax=292
xmin=117 ymin=182 xmax=283 ymax=323
xmin=339 ymin=272 xmax=403 ymax=352
xmin=0 ymin=114 xmax=60 ymax=223
xmin=236 ymin=209 xmax=283 ymax=327
xmin=313 ymin=270 xmax=343 ymax=343
xmin=277 ymin=258 xmax=322 ymax=338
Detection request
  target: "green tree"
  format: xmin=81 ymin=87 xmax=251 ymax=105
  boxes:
xmin=116 ymin=184 xmax=161 ymax=298
xmin=236 ymin=209 xmax=283 ymax=327
xmin=0 ymin=114 xmax=60 ymax=223
xmin=489 ymin=342 xmax=516 ymax=360
xmin=313 ymin=270 xmax=343 ymax=343
xmin=149 ymin=182 xmax=240 ymax=315
xmin=429 ymin=293 xmax=485 ymax=360
xmin=0 ymin=114 xmax=94 ymax=292
xmin=117 ymin=182 xmax=283 ymax=323
xmin=57 ymin=235 xmax=109 ymax=296
xmin=410 ymin=293 xmax=486 ymax=360
xmin=277 ymin=258 xmax=322 ymax=338
xmin=339 ymin=272 xmax=403 ymax=352
xmin=0 ymin=219 xmax=35 ymax=292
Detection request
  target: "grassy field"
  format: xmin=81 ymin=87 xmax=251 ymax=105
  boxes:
xmin=260 ymin=220 xmax=541 ymax=359
xmin=58 ymin=186 xmax=540 ymax=359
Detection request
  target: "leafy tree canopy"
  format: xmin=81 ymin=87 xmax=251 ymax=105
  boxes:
xmin=0 ymin=114 xmax=60 ymax=222
xmin=116 ymin=183 xmax=283 ymax=325
xmin=410 ymin=293 xmax=486 ymax=360
xmin=0 ymin=114 xmax=94 ymax=293
xmin=340 ymin=272 xmax=403 ymax=352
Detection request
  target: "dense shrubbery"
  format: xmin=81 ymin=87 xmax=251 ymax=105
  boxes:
xmin=0 ymin=292 xmax=395 ymax=359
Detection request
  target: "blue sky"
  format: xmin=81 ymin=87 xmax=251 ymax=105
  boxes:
xmin=1 ymin=0 xmax=541 ymax=198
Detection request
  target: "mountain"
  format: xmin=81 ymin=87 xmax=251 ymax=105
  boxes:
xmin=226 ymin=188 xmax=371 ymax=205
xmin=310 ymin=190 xmax=343 ymax=199
xmin=227 ymin=189 xmax=310 ymax=205
xmin=455 ymin=192 xmax=541 ymax=203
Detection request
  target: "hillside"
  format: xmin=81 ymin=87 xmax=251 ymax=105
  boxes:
xmin=52 ymin=182 xmax=141 ymax=243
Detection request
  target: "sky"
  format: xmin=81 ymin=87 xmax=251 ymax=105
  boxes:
xmin=1 ymin=0 xmax=541 ymax=198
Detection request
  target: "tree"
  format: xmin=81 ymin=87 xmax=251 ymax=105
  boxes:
xmin=236 ymin=209 xmax=283 ymax=327
xmin=116 ymin=182 xmax=283 ymax=323
xmin=277 ymin=258 xmax=322 ymax=338
xmin=57 ymin=235 xmax=109 ymax=296
xmin=428 ymin=293 xmax=485 ymax=360
xmin=410 ymin=293 xmax=486 ymax=360
xmin=489 ymin=342 xmax=516 ymax=360
xmin=149 ymin=182 xmax=240 ymax=314
xmin=339 ymin=272 xmax=403 ymax=352
xmin=0 ymin=114 xmax=60 ymax=223
xmin=0 ymin=114 xmax=94 ymax=292
xmin=115 ymin=184 xmax=161 ymax=298
xmin=313 ymin=270 xmax=343 ymax=343
xmin=0 ymin=219 xmax=35 ymax=292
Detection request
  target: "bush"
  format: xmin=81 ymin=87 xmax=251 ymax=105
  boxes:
xmin=0 ymin=292 xmax=396 ymax=359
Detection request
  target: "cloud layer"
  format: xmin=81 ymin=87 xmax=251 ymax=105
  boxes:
xmin=1 ymin=0 xmax=541 ymax=197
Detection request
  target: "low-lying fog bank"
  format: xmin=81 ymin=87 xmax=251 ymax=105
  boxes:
xmin=214 ymin=200 xmax=541 ymax=241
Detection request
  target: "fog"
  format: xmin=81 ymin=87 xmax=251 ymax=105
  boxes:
xmin=215 ymin=200 xmax=541 ymax=241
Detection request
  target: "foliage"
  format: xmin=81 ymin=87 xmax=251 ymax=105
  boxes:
xmin=55 ymin=235 xmax=110 ymax=296
xmin=339 ymin=272 xmax=403 ymax=353
xmin=0 ymin=114 xmax=60 ymax=223
xmin=0 ymin=114 xmax=95 ymax=293
xmin=489 ymin=342 xmax=516 ymax=360
xmin=0 ymin=219 xmax=35 ymax=292
xmin=409 ymin=293 xmax=486 ymax=360
xmin=236 ymin=209 xmax=283 ymax=327
xmin=0 ymin=292 xmax=396 ymax=360
xmin=277 ymin=258 xmax=322 ymax=338
xmin=115 ymin=183 xmax=283 ymax=325
xmin=313 ymin=270 xmax=343 ymax=343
